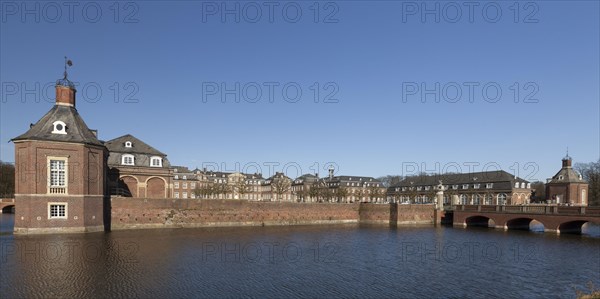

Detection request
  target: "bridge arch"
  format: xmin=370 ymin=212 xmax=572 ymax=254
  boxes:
xmin=556 ymin=219 xmax=600 ymax=235
xmin=1 ymin=205 xmax=15 ymax=213
xmin=505 ymin=217 xmax=546 ymax=232
xmin=465 ymin=215 xmax=495 ymax=228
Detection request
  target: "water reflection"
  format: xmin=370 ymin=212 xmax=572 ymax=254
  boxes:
xmin=0 ymin=215 xmax=599 ymax=298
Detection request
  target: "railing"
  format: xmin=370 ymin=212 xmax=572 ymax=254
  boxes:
xmin=49 ymin=187 xmax=66 ymax=194
xmin=453 ymin=205 xmax=597 ymax=216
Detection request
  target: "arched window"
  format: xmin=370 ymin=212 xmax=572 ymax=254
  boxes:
xmin=484 ymin=194 xmax=493 ymax=205
xmin=497 ymin=193 xmax=507 ymax=205
xmin=473 ymin=194 xmax=481 ymax=205
xmin=460 ymin=194 xmax=468 ymax=205
xmin=121 ymin=154 xmax=134 ymax=166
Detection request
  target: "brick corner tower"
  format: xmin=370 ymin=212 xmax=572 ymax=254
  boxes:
xmin=11 ymin=62 xmax=108 ymax=234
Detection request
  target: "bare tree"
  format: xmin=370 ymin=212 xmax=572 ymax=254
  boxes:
xmin=214 ymin=183 xmax=232 ymax=199
xmin=308 ymin=185 xmax=320 ymax=202
xmin=376 ymin=175 xmax=404 ymax=188
xmin=322 ymin=187 xmax=333 ymax=203
xmin=0 ymin=161 xmax=15 ymax=198
xmin=530 ymin=181 xmax=546 ymax=202
xmin=368 ymin=185 xmax=381 ymax=203
xmin=354 ymin=188 xmax=365 ymax=203
xmin=272 ymin=177 xmax=291 ymax=201
xmin=236 ymin=180 xmax=251 ymax=200
xmin=337 ymin=186 xmax=349 ymax=203
xmin=575 ymin=160 xmax=600 ymax=206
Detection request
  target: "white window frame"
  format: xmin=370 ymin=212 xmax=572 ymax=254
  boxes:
xmin=48 ymin=202 xmax=68 ymax=219
xmin=51 ymin=121 xmax=67 ymax=134
xmin=174 ymin=192 xmax=179 ymax=198
xmin=486 ymin=183 xmax=493 ymax=189
xmin=174 ymin=182 xmax=179 ymax=188
xmin=47 ymin=157 xmax=68 ymax=194
xmin=474 ymin=184 xmax=480 ymax=189
xmin=462 ymin=184 xmax=469 ymax=190
xmin=121 ymin=154 xmax=135 ymax=166
xmin=183 ymin=182 xmax=188 ymax=189
xmin=125 ymin=141 xmax=132 ymax=148
xmin=182 ymin=192 xmax=187 ymax=198
xmin=150 ymin=156 xmax=162 ymax=167
xmin=191 ymin=183 xmax=196 ymax=189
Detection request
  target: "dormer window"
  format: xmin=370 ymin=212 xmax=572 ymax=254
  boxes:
xmin=486 ymin=183 xmax=493 ymax=189
xmin=121 ymin=154 xmax=134 ymax=166
xmin=150 ymin=156 xmax=162 ymax=167
xmin=125 ymin=141 xmax=132 ymax=148
xmin=558 ymin=175 xmax=564 ymax=180
xmin=52 ymin=121 xmax=67 ymax=134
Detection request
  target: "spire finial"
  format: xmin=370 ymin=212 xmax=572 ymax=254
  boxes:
xmin=63 ymin=56 xmax=73 ymax=79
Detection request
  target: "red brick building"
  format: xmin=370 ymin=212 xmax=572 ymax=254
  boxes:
xmin=11 ymin=75 xmax=107 ymax=234
xmin=105 ymin=134 xmax=172 ymax=199
xmin=546 ymin=155 xmax=589 ymax=205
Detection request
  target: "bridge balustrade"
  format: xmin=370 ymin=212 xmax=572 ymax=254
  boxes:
xmin=585 ymin=207 xmax=600 ymax=216
xmin=453 ymin=204 xmax=596 ymax=216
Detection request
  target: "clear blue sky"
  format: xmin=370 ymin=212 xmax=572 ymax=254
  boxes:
xmin=1 ymin=1 xmax=598 ymax=181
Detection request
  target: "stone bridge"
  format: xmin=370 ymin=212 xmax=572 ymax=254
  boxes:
xmin=452 ymin=205 xmax=600 ymax=234
xmin=0 ymin=198 xmax=15 ymax=213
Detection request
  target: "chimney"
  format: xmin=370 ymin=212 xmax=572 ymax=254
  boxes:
xmin=56 ymin=57 xmax=76 ymax=107
xmin=562 ymin=157 xmax=572 ymax=168
xmin=55 ymin=80 xmax=76 ymax=107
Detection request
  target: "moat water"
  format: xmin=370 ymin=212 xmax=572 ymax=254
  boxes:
xmin=1 ymin=213 xmax=599 ymax=298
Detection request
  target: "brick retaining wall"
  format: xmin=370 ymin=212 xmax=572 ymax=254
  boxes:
xmin=110 ymin=198 xmax=436 ymax=230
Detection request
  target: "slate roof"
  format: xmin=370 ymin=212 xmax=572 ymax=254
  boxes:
xmin=11 ymin=105 xmax=103 ymax=146
xmin=547 ymin=160 xmax=586 ymax=184
xmin=172 ymin=166 xmax=192 ymax=173
xmin=293 ymin=174 xmax=319 ymax=184
xmin=389 ymin=171 xmax=529 ymax=188
xmin=322 ymin=175 xmax=383 ymax=187
xmin=104 ymin=134 xmax=166 ymax=156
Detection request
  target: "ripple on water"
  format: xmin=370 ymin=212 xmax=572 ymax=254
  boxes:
xmin=0 ymin=219 xmax=598 ymax=298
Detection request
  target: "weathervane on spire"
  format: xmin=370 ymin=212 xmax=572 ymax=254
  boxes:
xmin=63 ymin=56 xmax=73 ymax=79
